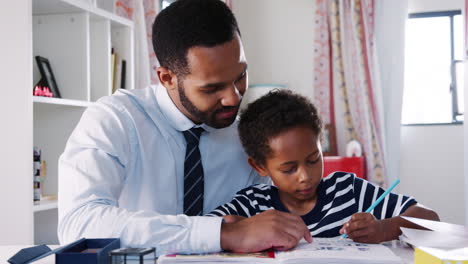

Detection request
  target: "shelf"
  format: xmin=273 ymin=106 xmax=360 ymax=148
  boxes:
xmin=33 ymin=96 xmax=92 ymax=107
xmin=33 ymin=0 xmax=134 ymax=28
xmin=33 ymin=197 xmax=58 ymax=212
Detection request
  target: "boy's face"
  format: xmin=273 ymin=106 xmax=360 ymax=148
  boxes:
xmin=252 ymin=126 xmax=323 ymax=204
xmin=160 ymin=34 xmax=248 ymax=129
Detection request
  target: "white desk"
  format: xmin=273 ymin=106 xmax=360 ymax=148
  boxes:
xmin=0 ymin=242 xmax=414 ymax=264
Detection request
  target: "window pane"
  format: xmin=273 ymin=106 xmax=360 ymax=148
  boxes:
xmin=402 ymin=16 xmax=452 ymax=124
xmin=161 ymin=0 xmax=177 ymax=10
xmin=454 ymin=15 xmax=463 ymax=61
xmin=456 ymin=61 xmax=464 ymax=116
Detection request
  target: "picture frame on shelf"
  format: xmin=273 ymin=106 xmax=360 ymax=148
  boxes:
xmin=322 ymin=123 xmax=338 ymax=156
xmin=35 ymin=56 xmax=61 ymax=98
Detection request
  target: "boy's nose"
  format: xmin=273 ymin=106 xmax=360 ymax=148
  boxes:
xmin=298 ymin=168 xmax=311 ymax=182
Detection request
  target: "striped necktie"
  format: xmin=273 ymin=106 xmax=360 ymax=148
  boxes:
xmin=182 ymin=127 xmax=205 ymax=216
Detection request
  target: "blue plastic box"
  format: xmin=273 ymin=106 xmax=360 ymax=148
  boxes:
xmin=56 ymin=238 xmax=120 ymax=264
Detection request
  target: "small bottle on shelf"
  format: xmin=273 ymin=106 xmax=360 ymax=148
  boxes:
xmin=33 ymin=147 xmax=42 ymax=202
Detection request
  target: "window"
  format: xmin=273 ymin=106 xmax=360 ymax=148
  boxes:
xmin=402 ymin=11 xmax=464 ymax=125
xmin=161 ymin=0 xmax=177 ymax=10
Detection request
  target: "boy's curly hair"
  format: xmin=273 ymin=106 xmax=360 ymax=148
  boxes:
xmin=238 ymin=89 xmax=323 ymax=166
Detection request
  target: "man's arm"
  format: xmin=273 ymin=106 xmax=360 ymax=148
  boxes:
xmin=58 ymin=102 xmax=223 ymax=256
xmin=220 ymin=210 xmax=313 ymax=253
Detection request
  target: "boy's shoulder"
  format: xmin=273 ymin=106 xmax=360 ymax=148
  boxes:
xmin=321 ymin=171 xmax=357 ymax=188
xmin=235 ymin=183 xmax=274 ymax=196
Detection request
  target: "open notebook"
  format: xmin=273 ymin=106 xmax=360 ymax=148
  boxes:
xmin=158 ymin=237 xmax=401 ymax=264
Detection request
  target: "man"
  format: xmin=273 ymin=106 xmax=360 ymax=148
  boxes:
xmin=58 ymin=0 xmax=311 ymax=256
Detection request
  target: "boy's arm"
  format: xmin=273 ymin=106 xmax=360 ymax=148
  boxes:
xmin=341 ymin=204 xmax=439 ymax=243
xmin=342 ymin=176 xmax=440 ymax=243
xmin=206 ymin=185 xmax=264 ymax=217
xmin=378 ymin=203 xmax=439 ymax=241
xmin=212 ymin=185 xmax=313 ymax=252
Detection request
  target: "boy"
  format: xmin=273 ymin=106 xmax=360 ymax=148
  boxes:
xmin=208 ymin=90 xmax=439 ymax=243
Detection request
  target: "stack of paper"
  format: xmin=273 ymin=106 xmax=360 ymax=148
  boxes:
xmin=158 ymin=238 xmax=401 ymax=264
xmin=401 ymin=216 xmax=468 ymax=264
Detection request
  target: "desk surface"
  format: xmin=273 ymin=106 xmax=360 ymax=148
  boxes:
xmin=0 ymin=241 xmax=414 ymax=264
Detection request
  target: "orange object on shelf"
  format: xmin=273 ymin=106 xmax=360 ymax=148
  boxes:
xmin=323 ymin=156 xmax=366 ymax=179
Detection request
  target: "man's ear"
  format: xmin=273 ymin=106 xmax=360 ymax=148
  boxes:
xmin=157 ymin=66 xmax=178 ymax=90
xmin=248 ymin=157 xmax=269 ymax=177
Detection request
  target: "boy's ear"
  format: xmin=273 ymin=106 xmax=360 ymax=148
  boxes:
xmin=248 ymin=157 xmax=269 ymax=177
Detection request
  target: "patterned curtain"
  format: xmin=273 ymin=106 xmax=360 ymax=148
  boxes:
xmin=314 ymin=0 xmax=387 ymax=186
xmin=116 ymin=0 xmax=160 ymax=86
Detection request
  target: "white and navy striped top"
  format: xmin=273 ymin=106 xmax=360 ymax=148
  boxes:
xmin=207 ymin=172 xmax=417 ymax=237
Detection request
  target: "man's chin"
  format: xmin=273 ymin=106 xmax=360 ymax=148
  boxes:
xmin=207 ymin=116 xmax=237 ymax=129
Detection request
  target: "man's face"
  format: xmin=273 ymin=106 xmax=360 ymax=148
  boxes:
xmin=172 ymin=34 xmax=248 ymax=128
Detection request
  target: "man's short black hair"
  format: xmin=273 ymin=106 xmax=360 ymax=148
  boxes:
xmin=152 ymin=0 xmax=240 ymax=76
xmin=238 ymin=90 xmax=323 ymax=166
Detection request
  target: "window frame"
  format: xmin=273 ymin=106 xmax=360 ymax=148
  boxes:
xmin=160 ymin=0 xmax=178 ymax=10
xmin=403 ymin=10 xmax=464 ymax=126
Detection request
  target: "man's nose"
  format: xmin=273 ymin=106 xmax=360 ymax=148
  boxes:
xmin=221 ymin=85 xmax=242 ymax=106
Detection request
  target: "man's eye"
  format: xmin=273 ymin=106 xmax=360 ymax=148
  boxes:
xmin=236 ymin=73 xmax=246 ymax=83
xmin=202 ymin=88 xmax=219 ymax=94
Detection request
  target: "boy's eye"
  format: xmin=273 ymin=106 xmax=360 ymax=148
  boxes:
xmin=307 ymin=157 xmax=321 ymax=165
xmin=281 ymin=166 xmax=296 ymax=174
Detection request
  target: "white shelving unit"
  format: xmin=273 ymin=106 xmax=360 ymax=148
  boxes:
xmin=33 ymin=96 xmax=92 ymax=107
xmin=32 ymin=0 xmax=134 ymax=244
xmin=33 ymin=197 xmax=58 ymax=212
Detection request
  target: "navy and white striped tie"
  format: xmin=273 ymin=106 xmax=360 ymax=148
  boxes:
xmin=182 ymin=127 xmax=205 ymax=216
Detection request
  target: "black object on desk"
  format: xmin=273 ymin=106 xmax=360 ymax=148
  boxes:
xmin=109 ymin=247 xmax=156 ymax=264
xmin=8 ymin=238 xmax=120 ymax=264
xmin=7 ymin=244 xmax=51 ymax=264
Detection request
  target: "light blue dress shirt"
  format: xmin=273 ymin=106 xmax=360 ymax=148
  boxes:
xmin=58 ymin=84 xmax=269 ymax=256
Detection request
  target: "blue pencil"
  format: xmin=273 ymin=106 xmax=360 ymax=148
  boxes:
xmin=341 ymin=179 xmax=401 ymax=239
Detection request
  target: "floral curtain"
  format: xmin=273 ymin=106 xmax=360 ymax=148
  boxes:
xmin=314 ymin=0 xmax=387 ymax=186
xmin=116 ymin=0 xmax=160 ymax=86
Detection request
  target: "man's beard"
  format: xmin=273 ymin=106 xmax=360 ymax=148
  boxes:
xmin=178 ymin=79 xmax=239 ymax=129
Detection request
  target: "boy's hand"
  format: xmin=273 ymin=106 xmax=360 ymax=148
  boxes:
xmin=339 ymin=213 xmax=385 ymax=243
xmin=221 ymin=209 xmax=312 ymax=253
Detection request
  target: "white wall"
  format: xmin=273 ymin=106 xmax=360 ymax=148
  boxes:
xmin=0 ymin=0 xmax=34 ymax=244
xmin=400 ymin=0 xmax=465 ymax=224
xmin=409 ymin=0 xmax=463 ymax=12
xmin=465 ymin=57 xmax=468 ymax=225
xmin=400 ymin=125 xmax=464 ymax=224
xmin=464 ymin=0 xmax=468 ymax=227
xmin=234 ymin=0 xmax=466 ymax=224
xmin=232 ymin=0 xmax=315 ymax=100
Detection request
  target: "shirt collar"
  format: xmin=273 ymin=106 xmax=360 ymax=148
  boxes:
xmin=154 ymin=83 xmax=215 ymax=133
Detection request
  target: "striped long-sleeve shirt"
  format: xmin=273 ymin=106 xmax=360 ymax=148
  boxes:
xmin=207 ymin=172 xmax=417 ymax=237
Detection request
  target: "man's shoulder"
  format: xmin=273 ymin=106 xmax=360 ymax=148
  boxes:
xmin=96 ymin=86 xmax=157 ymax=114
xmin=87 ymin=85 xmax=168 ymax=131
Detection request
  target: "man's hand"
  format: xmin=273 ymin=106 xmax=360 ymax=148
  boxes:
xmin=223 ymin=215 xmax=246 ymax=224
xmin=220 ymin=210 xmax=312 ymax=253
xmin=339 ymin=213 xmax=385 ymax=243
